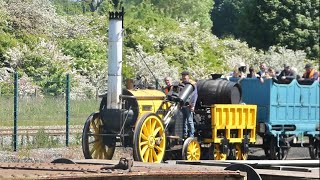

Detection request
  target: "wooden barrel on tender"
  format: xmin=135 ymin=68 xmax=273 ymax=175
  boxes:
xmin=196 ymin=79 xmax=242 ymax=108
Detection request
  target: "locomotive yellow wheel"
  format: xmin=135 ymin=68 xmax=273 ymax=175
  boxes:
xmin=182 ymin=137 xmax=201 ymax=160
xmin=133 ymin=113 xmax=166 ymax=163
xmin=214 ymin=144 xmax=227 ymax=160
xmin=82 ymin=113 xmax=115 ymax=159
xmin=235 ymin=144 xmax=248 ymax=160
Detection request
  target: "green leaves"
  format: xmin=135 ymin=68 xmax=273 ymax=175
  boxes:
xmin=60 ymin=38 xmax=106 ymax=76
xmin=212 ymin=0 xmax=319 ymax=60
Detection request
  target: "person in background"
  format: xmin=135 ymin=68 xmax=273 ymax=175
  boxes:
xmin=266 ymin=67 xmax=278 ymax=82
xmin=278 ymin=64 xmax=297 ymax=83
xmin=247 ymin=66 xmax=260 ymax=78
xmin=162 ymin=76 xmax=172 ymax=94
xmin=257 ymin=63 xmax=268 ymax=83
xmin=301 ymin=64 xmax=319 ymax=81
xmin=257 ymin=63 xmax=267 ymax=78
xmin=180 ymin=71 xmax=197 ymax=138
xmin=232 ymin=62 xmax=247 ymax=78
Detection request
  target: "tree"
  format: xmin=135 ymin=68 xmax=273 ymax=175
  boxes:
xmin=127 ymin=0 xmax=214 ymax=29
xmin=211 ymin=0 xmax=242 ymax=37
xmin=211 ymin=0 xmax=319 ymax=60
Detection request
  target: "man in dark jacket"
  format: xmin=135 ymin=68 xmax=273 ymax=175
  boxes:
xmin=180 ymin=71 xmax=198 ymax=138
xmin=278 ymin=64 xmax=297 ymax=83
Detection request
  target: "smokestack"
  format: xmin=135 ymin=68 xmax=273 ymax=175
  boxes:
xmin=107 ymin=10 xmax=124 ymax=109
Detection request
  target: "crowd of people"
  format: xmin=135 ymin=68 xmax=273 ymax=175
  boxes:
xmin=161 ymin=63 xmax=318 ymax=139
xmin=231 ymin=62 xmax=319 ymax=83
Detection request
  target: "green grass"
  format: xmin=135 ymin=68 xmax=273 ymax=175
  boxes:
xmin=0 ymin=96 xmax=99 ymax=127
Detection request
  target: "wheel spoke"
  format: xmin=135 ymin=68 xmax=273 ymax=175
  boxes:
xmin=139 ymin=140 xmax=148 ymax=146
xmin=141 ymin=133 xmax=148 ymax=141
xmin=89 ymin=139 xmax=98 ymax=144
xmin=187 ymin=153 xmax=191 ymax=160
xmin=142 ymin=124 xmax=150 ymax=136
xmin=93 ymin=149 xmax=99 ymax=159
xmin=147 ymin=118 xmax=152 ymax=135
xmin=152 ymin=148 xmax=159 ymax=162
xmin=151 ymin=119 xmax=156 ymax=135
xmin=91 ymin=120 xmax=99 ymax=133
xmin=149 ymin=148 xmax=154 ymax=162
xmin=141 ymin=144 xmax=148 ymax=156
xmin=143 ymin=148 xmax=150 ymax=162
xmin=90 ymin=146 xmax=96 ymax=156
xmin=154 ymin=145 xmax=163 ymax=153
xmin=153 ymin=127 xmax=161 ymax=136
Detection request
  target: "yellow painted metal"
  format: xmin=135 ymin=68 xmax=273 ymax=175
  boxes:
xmin=137 ymin=114 xmax=166 ymax=163
xmin=211 ymin=104 xmax=257 ymax=144
xmin=128 ymin=89 xmax=166 ymax=121
xmin=214 ymin=144 xmax=227 ymax=160
xmin=89 ymin=115 xmax=114 ymax=159
xmin=235 ymin=143 xmax=248 ymax=160
xmin=186 ymin=139 xmax=201 ymax=160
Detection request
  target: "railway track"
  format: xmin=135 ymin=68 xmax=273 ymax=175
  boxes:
xmin=0 ymin=126 xmax=83 ymax=136
xmin=0 ymin=158 xmax=318 ymax=179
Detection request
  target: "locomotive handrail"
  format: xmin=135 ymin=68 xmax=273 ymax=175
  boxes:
xmin=120 ymin=94 xmax=137 ymax=99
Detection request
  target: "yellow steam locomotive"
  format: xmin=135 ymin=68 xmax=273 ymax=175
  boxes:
xmin=81 ymin=10 xmax=256 ymax=163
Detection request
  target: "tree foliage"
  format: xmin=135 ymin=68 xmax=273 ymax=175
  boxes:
xmin=0 ymin=0 xmax=315 ymax=98
xmin=126 ymin=0 xmax=214 ymax=29
xmin=212 ymin=0 xmax=320 ymax=60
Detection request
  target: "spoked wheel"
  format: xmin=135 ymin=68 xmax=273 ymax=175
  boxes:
xmin=309 ymin=137 xmax=320 ymax=160
xmin=269 ymin=137 xmax=289 ymax=160
xmin=182 ymin=137 xmax=201 ymax=160
xmin=82 ymin=113 xmax=115 ymax=159
xmin=133 ymin=113 xmax=166 ymax=163
xmin=214 ymin=144 xmax=227 ymax=160
xmin=235 ymin=143 xmax=248 ymax=160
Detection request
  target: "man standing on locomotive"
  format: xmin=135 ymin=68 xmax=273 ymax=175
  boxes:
xmin=180 ymin=71 xmax=198 ymax=138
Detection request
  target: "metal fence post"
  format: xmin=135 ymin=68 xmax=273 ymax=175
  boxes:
xmin=65 ymin=74 xmax=70 ymax=147
xmin=13 ymin=72 xmax=18 ymax=151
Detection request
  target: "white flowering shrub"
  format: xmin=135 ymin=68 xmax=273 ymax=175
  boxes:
xmin=260 ymin=46 xmax=311 ymax=75
xmin=218 ymin=39 xmax=312 ymax=76
xmin=70 ymin=73 xmax=98 ymax=100
xmin=18 ymin=74 xmax=43 ymax=98
xmin=218 ymin=39 xmax=262 ymax=73
xmin=5 ymin=0 xmax=60 ymax=34
xmin=126 ymin=46 xmax=179 ymax=88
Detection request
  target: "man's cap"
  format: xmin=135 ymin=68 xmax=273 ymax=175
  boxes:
xmin=283 ymin=64 xmax=290 ymax=68
xmin=181 ymin=71 xmax=189 ymax=75
xmin=305 ymin=64 xmax=312 ymax=69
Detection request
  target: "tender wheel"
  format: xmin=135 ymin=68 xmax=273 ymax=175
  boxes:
xmin=133 ymin=113 xmax=166 ymax=163
xmin=263 ymin=136 xmax=271 ymax=159
xmin=235 ymin=143 xmax=248 ymax=160
xmin=82 ymin=113 xmax=115 ymax=159
xmin=309 ymin=137 xmax=319 ymax=160
xmin=269 ymin=137 xmax=288 ymax=160
xmin=214 ymin=144 xmax=227 ymax=160
xmin=182 ymin=137 xmax=201 ymax=160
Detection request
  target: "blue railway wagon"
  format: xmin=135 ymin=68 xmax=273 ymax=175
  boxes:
xmin=237 ymin=78 xmax=319 ymax=160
